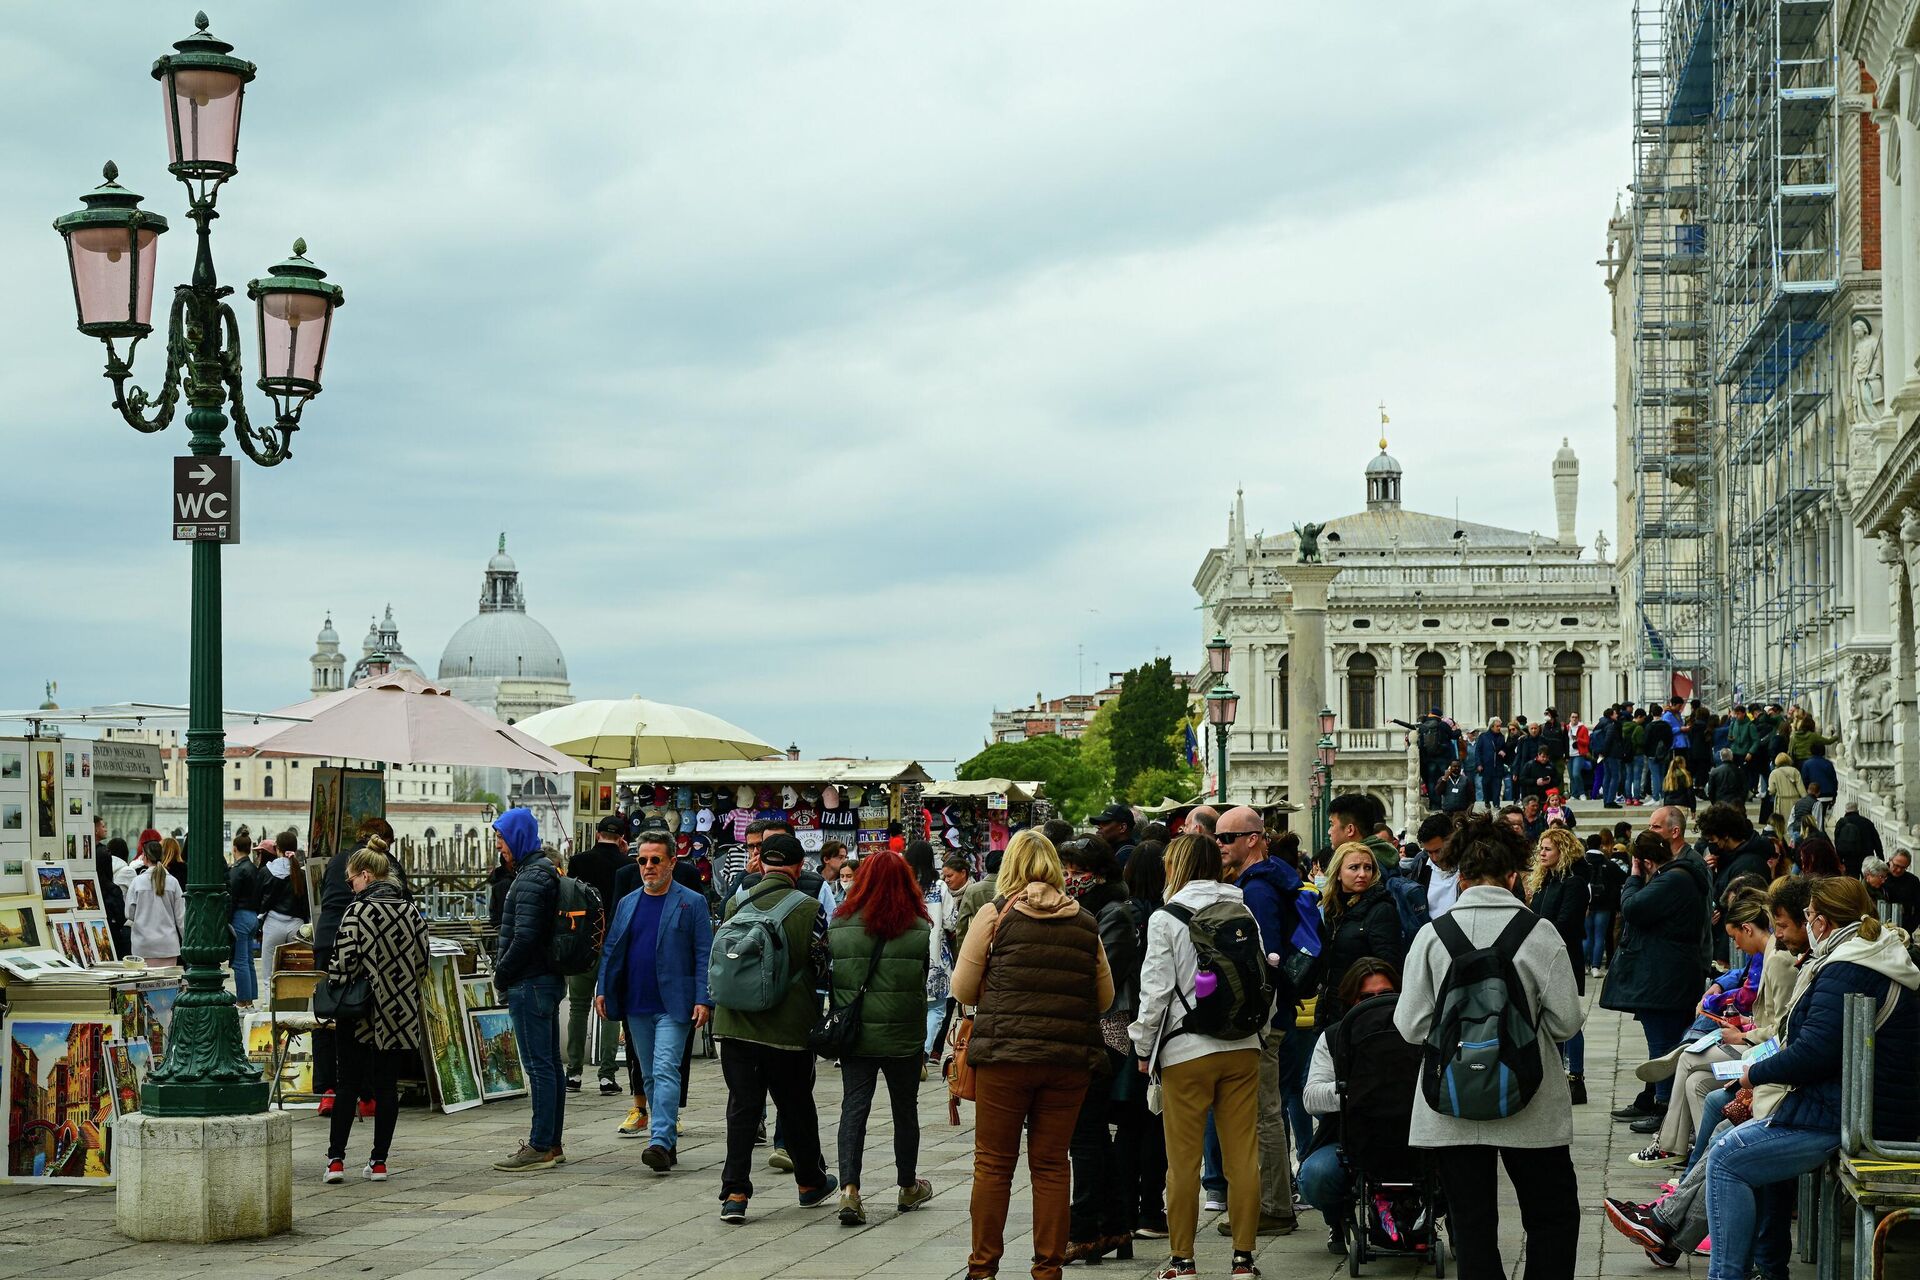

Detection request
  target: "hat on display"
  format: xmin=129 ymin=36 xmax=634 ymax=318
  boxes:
xmin=676 ymin=834 xmax=692 ymax=856
xmin=780 ymin=785 xmax=799 ymax=809
xmin=690 ymin=833 xmax=710 ymax=858
xmin=802 ymin=785 xmax=822 ymax=806
xmin=652 ymin=784 xmax=670 ymax=807
xmin=736 ymin=784 xmax=757 ymax=810
xmin=678 ymin=810 xmax=696 ymax=834
xmin=659 ymin=807 xmax=680 ymax=832
xmin=821 ymin=784 xmax=841 ymax=810
xmin=755 ymin=785 xmax=776 ymax=808
xmin=695 ymin=808 xmax=714 ymax=833
xmin=694 ymin=788 xmax=713 ymax=807
xmin=674 ymin=785 xmax=692 ymax=809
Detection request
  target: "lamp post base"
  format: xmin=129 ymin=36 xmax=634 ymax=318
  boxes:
xmin=114 ymin=1110 xmax=293 ymax=1242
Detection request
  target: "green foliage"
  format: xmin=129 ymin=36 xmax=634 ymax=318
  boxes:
xmin=1109 ymin=657 xmax=1191 ymax=796
xmin=1125 ymin=763 xmax=1202 ymax=808
xmin=1079 ymin=701 xmax=1115 ymax=789
xmin=957 ymin=735 xmax=1110 ymax=824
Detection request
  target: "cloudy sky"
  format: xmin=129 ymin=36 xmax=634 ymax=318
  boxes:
xmin=2 ymin=4 xmax=1626 ymax=770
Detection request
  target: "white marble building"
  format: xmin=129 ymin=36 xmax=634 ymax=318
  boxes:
xmin=1194 ymin=441 xmax=1623 ymax=829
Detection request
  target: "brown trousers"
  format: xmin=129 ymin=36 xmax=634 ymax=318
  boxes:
xmin=969 ymin=1061 xmax=1091 ymax=1280
xmin=1162 ymin=1048 xmax=1261 ymax=1257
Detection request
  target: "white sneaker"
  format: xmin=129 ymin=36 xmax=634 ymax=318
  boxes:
xmin=1204 ymin=1196 xmax=1226 ymax=1212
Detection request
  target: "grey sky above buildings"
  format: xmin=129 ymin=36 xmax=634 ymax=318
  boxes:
xmin=2 ymin=4 xmax=1625 ymax=769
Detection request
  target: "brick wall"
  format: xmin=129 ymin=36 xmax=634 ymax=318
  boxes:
xmin=1864 ymin=65 xmax=1882 ymax=272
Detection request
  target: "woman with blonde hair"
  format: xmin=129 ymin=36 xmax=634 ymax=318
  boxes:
xmin=1693 ymin=876 xmax=1919 ymax=1280
xmin=126 ymin=839 xmax=186 ymax=966
xmin=1314 ymin=840 xmax=1404 ymax=1031
xmin=1528 ymin=827 xmax=1592 ymax=1103
xmin=1129 ymin=834 xmax=1265 ymax=1280
xmin=160 ymin=834 xmax=188 ymax=890
xmin=322 ymin=838 xmax=428 ymax=1184
xmin=953 ymin=830 xmax=1113 ymax=1280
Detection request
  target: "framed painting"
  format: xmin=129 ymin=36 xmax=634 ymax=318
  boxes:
xmin=0 ymin=948 xmax=79 ymax=980
xmin=34 ymin=864 xmax=72 ymax=913
xmin=67 ymin=866 xmax=101 ymax=914
xmin=110 ymin=980 xmax=182 ymax=1065
xmin=51 ymin=918 xmax=88 ymax=967
xmin=458 ymin=975 xmax=498 ymax=1011
xmin=1 ymin=804 xmax=21 ymax=833
xmin=340 ymin=770 xmax=386 ymax=848
xmin=30 ymin=749 xmax=59 ymax=858
xmin=78 ymin=915 xmax=114 ymax=965
xmin=309 ymin=766 xmax=342 ymax=860
xmin=0 ymin=900 xmax=41 ymax=952
xmin=2 ymin=1017 xmax=116 ymax=1184
xmin=467 ymin=1007 xmax=527 ymax=1101
xmin=418 ymin=953 xmax=482 ymax=1113
xmin=105 ymin=1038 xmax=153 ymax=1119
xmin=0 ymin=855 xmax=23 ymax=898
xmin=0 ymin=749 xmax=22 ymax=785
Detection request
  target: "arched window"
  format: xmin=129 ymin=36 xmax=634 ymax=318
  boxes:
xmin=1346 ymin=653 xmax=1378 ymax=729
xmin=1484 ymin=651 xmax=1514 ymax=723
xmin=1553 ymin=649 xmax=1585 ymax=720
xmin=1414 ymin=650 xmax=1447 ymax=718
xmin=263 ymin=775 xmax=273 ymax=798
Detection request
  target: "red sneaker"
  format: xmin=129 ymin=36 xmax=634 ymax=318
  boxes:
xmin=364 ymin=1161 xmax=388 ymax=1182
xmin=317 ymin=1091 xmax=336 ymax=1116
xmin=323 ymin=1159 xmax=345 ymax=1185
xmin=357 ymin=1098 xmax=377 ymax=1120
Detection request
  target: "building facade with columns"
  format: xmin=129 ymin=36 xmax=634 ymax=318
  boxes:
xmin=1195 ymin=441 xmax=1623 ymax=830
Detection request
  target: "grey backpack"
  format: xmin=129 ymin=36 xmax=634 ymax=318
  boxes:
xmin=1419 ymin=912 xmax=1544 ymax=1121
xmin=709 ymin=883 xmax=811 ymax=1012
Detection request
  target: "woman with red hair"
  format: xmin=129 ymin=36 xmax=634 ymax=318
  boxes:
xmin=827 ymin=850 xmax=933 ymax=1226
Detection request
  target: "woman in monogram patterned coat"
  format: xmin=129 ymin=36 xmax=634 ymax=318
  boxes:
xmin=322 ymin=838 xmax=429 ymax=1184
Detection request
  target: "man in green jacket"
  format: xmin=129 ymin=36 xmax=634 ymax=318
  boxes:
xmin=712 ymin=833 xmax=835 ymax=1224
xmin=1727 ymin=705 xmax=1762 ymax=798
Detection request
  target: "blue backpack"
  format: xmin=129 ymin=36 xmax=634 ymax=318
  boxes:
xmin=1386 ymin=873 xmax=1431 ymax=947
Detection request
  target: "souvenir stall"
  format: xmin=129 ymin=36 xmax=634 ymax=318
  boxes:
xmin=611 ymin=760 xmax=933 ymax=870
xmin=917 ymin=779 xmax=1044 ymax=870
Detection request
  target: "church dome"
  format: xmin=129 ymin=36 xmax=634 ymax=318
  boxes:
xmin=437 ymin=535 xmax=568 ymax=683
xmin=316 ymin=615 xmax=338 ymax=646
xmin=439 ymin=611 xmax=568 ymax=682
xmin=1365 ymin=449 xmax=1402 ymax=475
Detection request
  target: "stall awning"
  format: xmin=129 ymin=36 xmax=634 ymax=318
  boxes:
xmin=613 ymin=759 xmax=932 ymax=787
xmin=919 ymin=778 xmax=1043 ymax=804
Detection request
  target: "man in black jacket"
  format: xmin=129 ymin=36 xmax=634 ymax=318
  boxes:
xmin=1696 ymin=804 xmax=1772 ymax=961
xmin=1833 ymin=801 xmax=1883 ymax=877
xmin=1514 ymin=746 xmax=1557 ymax=806
xmin=491 ymin=808 xmax=567 ymax=1172
xmin=565 ymin=816 xmax=628 ymax=1095
xmin=1705 ymin=750 xmax=1749 ymax=810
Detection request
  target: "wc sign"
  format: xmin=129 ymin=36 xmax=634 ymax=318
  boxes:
xmin=171 ymin=456 xmax=239 ymax=543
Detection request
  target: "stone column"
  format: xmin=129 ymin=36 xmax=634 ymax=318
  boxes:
xmin=1283 ymin=564 xmax=1343 ymax=823
xmin=1880 ymin=535 xmax=1918 ymax=827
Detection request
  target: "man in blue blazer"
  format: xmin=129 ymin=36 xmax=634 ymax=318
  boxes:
xmin=595 ymin=830 xmax=712 ymax=1173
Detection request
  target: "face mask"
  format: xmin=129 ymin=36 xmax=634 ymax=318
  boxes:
xmin=1312 ymin=874 xmax=1329 ymax=893
xmin=1063 ymin=870 xmax=1096 ymax=899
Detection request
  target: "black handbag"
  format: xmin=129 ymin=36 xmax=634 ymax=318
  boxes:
xmin=312 ymin=975 xmax=372 ymax=1022
xmin=809 ymin=937 xmax=880 ymax=1059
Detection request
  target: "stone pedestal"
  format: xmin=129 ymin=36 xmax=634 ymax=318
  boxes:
xmin=1282 ymin=564 xmax=1343 ymax=830
xmin=115 ymin=1110 xmax=293 ymax=1243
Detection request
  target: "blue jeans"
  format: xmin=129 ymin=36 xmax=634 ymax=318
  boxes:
xmin=1704 ymin=1119 xmax=1836 ymax=1280
xmin=1477 ymin=773 xmax=1506 ymax=808
xmin=1297 ymin=1143 xmax=1349 ymax=1223
xmin=1637 ymin=1010 xmax=1692 ymax=1104
xmin=1685 ymin=1085 xmax=1736 ymax=1174
xmin=1202 ymin=1111 xmax=1225 ymax=1196
xmin=625 ymin=1014 xmax=691 ymax=1149
xmin=508 ymin=974 xmax=566 ymax=1151
xmin=1600 ymin=758 xmax=1623 ymax=804
xmin=1561 ymin=1031 xmax=1584 ymax=1076
xmin=925 ymin=999 xmax=945 ymax=1057
xmin=1570 ymin=757 xmax=1592 ymax=799
xmin=1634 ymin=757 xmax=1659 ymax=799
xmin=230 ymin=908 xmax=259 ymax=1004
xmin=1584 ymin=912 xmax=1614 ymax=969
xmin=1277 ymin=1027 xmax=1315 ymax=1164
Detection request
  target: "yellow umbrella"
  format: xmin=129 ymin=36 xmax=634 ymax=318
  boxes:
xmin=512 ymin=697 xmax=776 ymax=771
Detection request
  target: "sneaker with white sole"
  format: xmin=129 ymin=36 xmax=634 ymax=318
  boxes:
xmin=323 ymin=1159 xmax=345 ymax=1185
xmin=1604 ymin=1197 xmax=1675 ymax=1252
xmin=1627 ymin=1142 xmax=1684 ymax=1168
xmin=492 ymin=1143 xmax=560 ymax=1172
xmin=598 ymin=1076 xmax=621 ymax=1096
xmin=617 ymin=1104 xmax=646 ymax=1138
xmin=768 ymin=1146 xmax=794 ymax=1173
xmin=1203 ymin=1196 xmax=1226 ymax=1213
xmin=1155 ymin=1257 xmax=1198 ymax=1279
xmin=364 ymin=1160 xmax=388 ymax=1182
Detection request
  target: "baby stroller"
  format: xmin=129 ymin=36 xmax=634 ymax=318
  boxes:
xmin=1329 ymin=992 xmax=1450 ymax=1277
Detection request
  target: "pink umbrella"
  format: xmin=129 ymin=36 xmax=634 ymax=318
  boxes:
xmin=226 ymin=670 xmax=593 ymax=773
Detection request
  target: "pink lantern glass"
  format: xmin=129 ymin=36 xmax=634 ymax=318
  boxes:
xmin=66 ymin=225 xmax=161 ymax=334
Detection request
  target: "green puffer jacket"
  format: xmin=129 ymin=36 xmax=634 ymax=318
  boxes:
xmin=711 ymin=877 xmax=822 ymax=1051
xmin=827 ymin=912 xmax=931 ymax=1059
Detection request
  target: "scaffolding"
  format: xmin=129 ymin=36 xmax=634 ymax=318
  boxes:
xmin=1630 ymin=0 xmax=1718 ymax=699
xmin=1713 ymin=0 xmax=1840 ymax=708
xmin=1627 ymin=0 xmax=1841 ymax=706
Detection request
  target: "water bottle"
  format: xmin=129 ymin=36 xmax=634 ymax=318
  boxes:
xmin=1193 ymin=968 xmax=1218 ymax=1000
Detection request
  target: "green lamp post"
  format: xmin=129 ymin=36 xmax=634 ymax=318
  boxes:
xmin=54 ymin=12 xmax=344 ymax=1118
xmin=1206 ymin=684 xmax=1239 ymax=804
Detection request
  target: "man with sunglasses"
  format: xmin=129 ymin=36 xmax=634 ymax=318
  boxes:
xmin=1212 ymin=806 xmax=1302 ymax=1238
xmin=595 ymin=829 xmax=712 ymax=1175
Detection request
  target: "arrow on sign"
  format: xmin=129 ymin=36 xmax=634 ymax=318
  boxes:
xmin=189 ymin=463 xmax=217 ymax=486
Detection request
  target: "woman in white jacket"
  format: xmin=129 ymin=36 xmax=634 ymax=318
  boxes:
xmin=1128 ymin=834 xmax=1264 ymax=1280
xmin=125 ymin=838 xmax=186 ymax=966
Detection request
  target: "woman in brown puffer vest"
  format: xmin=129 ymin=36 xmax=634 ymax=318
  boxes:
xmin=952 ymin=830 xmax=1115 ymax=1280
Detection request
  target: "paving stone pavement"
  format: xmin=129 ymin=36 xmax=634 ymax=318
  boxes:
xmin=0 ymin=993 xmax=1827 ymax=1280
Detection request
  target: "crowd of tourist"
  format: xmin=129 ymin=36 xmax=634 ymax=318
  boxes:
xmin=191 ymin=700 xmax=1920 ymax=1280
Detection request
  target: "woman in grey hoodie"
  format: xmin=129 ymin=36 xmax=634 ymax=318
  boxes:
xmin=1394 ymin=813 xmax=1584 ymax=1280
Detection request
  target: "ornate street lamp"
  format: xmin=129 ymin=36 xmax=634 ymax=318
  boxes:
xmin=53 ymin=12 xmax=344 ymax=1120
xmin=1206 ymin=633 xmax=1232 ymax=678
xmin=1206 ymin=683 xmax=1239 ymax=804
xmin=1319 ymin=705 xmax=1337 ymax=738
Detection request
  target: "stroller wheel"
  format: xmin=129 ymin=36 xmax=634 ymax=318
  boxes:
xmin=1347 ymin=1208 xmax=1366 ymax=1277
xmin=1431 ymin=1229 xmax=1446 ymax=1279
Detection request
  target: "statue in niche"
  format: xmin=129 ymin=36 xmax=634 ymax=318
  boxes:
xmin=1293 ymin=522 xmax=1326 ymax=564
xmin=1850 ymin=315 xmax=1884 ymax=424
xmin=1844 ymin=652 xmax=1895 ymax=754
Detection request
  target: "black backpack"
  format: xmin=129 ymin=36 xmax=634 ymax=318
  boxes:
xmin=1163 ymin=899 xmax=1272 ymax=1041
xmin=1417 ymin=718 xmax=1449 ymax=758
xmin=548 ymin=875 xmax=605 ymax=976
xmin=1420 ymin=912 xmax=1543 ymax=1121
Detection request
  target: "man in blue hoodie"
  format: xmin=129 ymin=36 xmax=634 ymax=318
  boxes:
xmin=1214 ymin=806 xmax=1302 ymax=1237
xmin=490 ymin=808 xmax=568 ymax=1172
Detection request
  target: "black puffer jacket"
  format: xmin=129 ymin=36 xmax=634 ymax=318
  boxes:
xmin=1600 ymin=857 xmax=1710 ymax=1015
xmin=1080 ymin=880 xmax=1141 ymax=1019
xmin=1530 ymin=872 xmax=1590 ymax=996
xmin=1316 ymin=881 xmax=1405 ymax=1029
xmin=315 ymin=843 xmax=412 ymax=962
xmin=495 ymin=852 xmax=560 ymax=991
xmin=1711 ymin=835 xmax=1774 ymax=903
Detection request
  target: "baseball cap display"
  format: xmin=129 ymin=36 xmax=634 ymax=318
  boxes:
xmin=678 ymin=809 xmax=696 ymax=833
xmin=780 ymin=786 xmax=799 ymax=809
xmin=674 ymin=785 xmax=693 ymax=809
xmin=695 ymin=808 xmax=714 ymax=832
xmin=736 ymin=784 xmax=756 ymax=810
xmin=652 ymin=784 xmax=670 ymax=806
xmin=821 ymin=784 xmax=842 ymax=810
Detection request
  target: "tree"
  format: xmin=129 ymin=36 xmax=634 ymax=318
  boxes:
xmin=1125 ymin=763 xmax=1202 ymax=808
xmin=956 ymin=735 xmax=1109 ymax=824
xmin=1109 ymin=657 xmax=1191 ymax=796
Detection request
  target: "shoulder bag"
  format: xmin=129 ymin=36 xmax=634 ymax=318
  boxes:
xmin=809 ymin=934 xmax=881 ymax=1059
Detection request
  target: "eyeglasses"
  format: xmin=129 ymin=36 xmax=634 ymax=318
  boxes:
xmin=637 ymin=856 xmax=667 ymax=866
xmin=1217 ymin=831 xmax=1263 ymax=843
